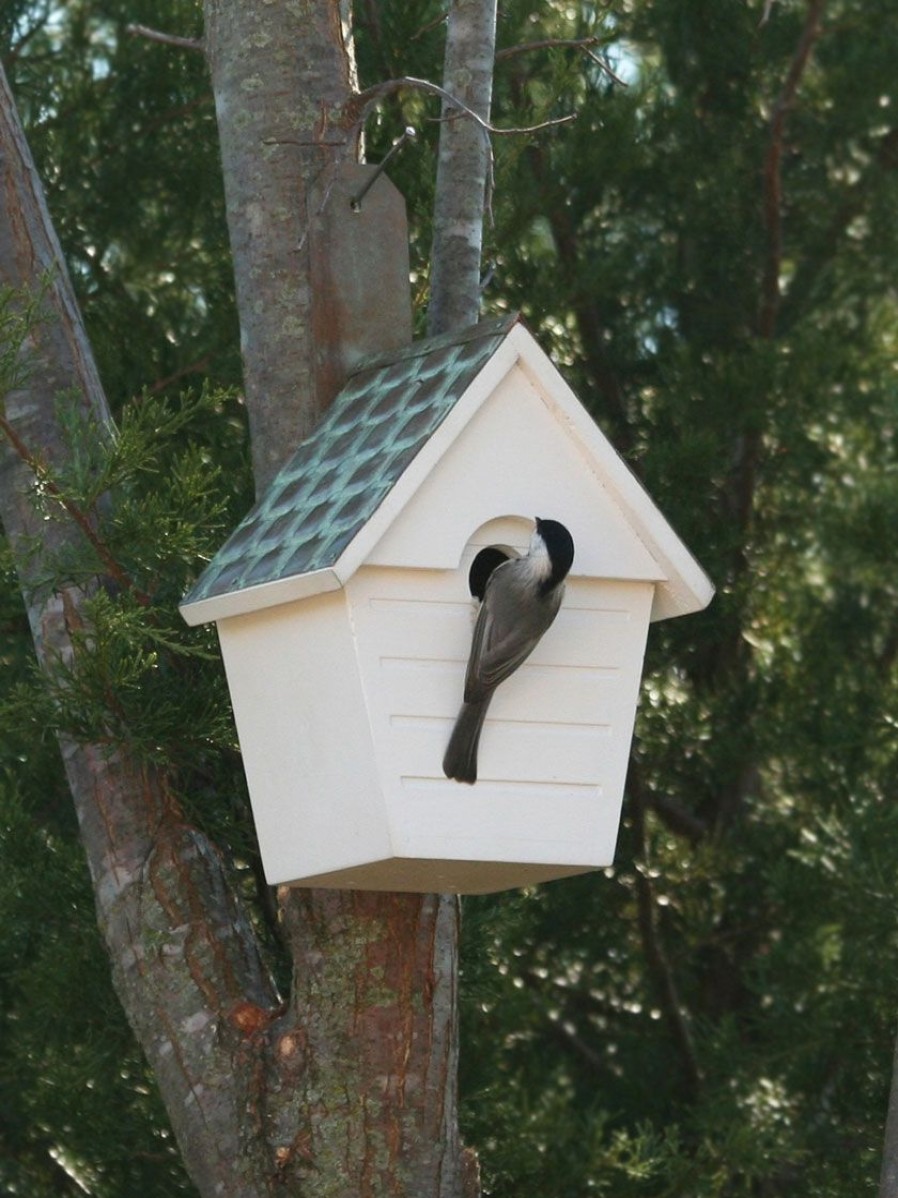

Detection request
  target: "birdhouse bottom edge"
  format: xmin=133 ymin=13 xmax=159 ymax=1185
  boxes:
xmin=270 ymin=856 xmax=600 ymax=895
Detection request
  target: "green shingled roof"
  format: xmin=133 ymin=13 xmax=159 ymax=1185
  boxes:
xmin=182 ymin=314 xmax=519 ymax=609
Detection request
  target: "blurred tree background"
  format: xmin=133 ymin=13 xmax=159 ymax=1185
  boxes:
xmin=2 ymin=0 xmax=898 ymax=1194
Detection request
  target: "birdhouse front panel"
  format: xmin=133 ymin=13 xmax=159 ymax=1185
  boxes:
xmin=365 ymin=357 xmax=666 ymax=586
xmin=344 ymin=540 xmax=654 ymax=880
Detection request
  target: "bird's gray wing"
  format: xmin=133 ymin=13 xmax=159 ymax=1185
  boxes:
xmin=477 ymin=627 xmax=542 ymax=693
xmin=463 ymin=564 xmax=553 ymax=701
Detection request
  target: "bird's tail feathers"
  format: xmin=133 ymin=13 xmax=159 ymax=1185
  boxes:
xmin=442 ymin=699 xmax=490 ymax=784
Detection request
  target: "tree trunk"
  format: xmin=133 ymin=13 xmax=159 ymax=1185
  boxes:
xmin=202 ymin=3 xmax=471 ymax=1194
xmin=0 ymin=60 xmax=281 ymax=1197
xmin=271 ymin=889 xmax=470 ymax=1194
xmin=880 ymin=1025 xmax=898 ymax=1197
xmin=202 ymin=0 xmax=359 ymax=495
xmin=428 ymin=0 xmax=498 ymax=335
xmin=1 ymin=0 xmax=476 ymax=1193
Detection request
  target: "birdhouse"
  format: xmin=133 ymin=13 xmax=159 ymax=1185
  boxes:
xmin=180 ymin=315 xmax=713 ymax=894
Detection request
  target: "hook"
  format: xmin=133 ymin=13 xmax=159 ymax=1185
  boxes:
xmin=350 ymin=126 xmax=417 ymax=211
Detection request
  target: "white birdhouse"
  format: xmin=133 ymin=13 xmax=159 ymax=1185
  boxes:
xmin=180 ymin=315 xmax=713 ymax=894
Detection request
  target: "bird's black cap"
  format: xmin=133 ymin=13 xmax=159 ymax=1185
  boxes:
xmin=535 ymin=517 xmax=575 ymax=587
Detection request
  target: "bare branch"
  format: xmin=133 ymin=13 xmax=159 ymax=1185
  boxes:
xmin=758 ymin=0 xmax=825 ymax=339
xmin=629 ymin=780 xmax=703 ymax=1097
xmin=627 ymin=762 xmax=708 ymax=843
xmin=346 ymin=75 xmax=576 ymax=140
xmin=126 ymin=23 xmax=204 ymax=53
xmin=497 ymin=36 xmax=628 ymax=86
xmin=409 ymin=10 xmax=449 ymax=42
xmin=648 ymin=789 xmax=709 ymax=843
xmin=344 ymin=71 xmax=574 ymax=325
xmin=584 ymin=50 xmax=629 ymax=87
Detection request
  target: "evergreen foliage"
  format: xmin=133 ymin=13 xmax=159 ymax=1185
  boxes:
xmin=2 ymin=0 xmax=898 ymax=1194
xmin=0 ymin=339 xmax=251 ymax=1194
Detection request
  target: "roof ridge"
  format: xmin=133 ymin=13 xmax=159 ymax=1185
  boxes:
xmin=346 ymin=311 xmax=520 ymax=377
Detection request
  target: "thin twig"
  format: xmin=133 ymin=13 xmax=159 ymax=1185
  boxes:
xmin=142 ymin=355 xmax=212 ymax=398
xmin=7 ymin=13 xmax=48 ymax=63
xmin=628 ymin=761 xmax=708 ymax=844
xmin=497 ymin=36 xmax=628 ymax=86
xmin=585 ymin=50 xmax=629 ymax=87
xmin=517 ymin=971 xmax=614 ymax=1077
xmin=343 ymin=76 xmax=573 ymax=239
xmin=126 ymin=23 xmax=204 ymax=53
xmin=497 ymin=35 xmax=603 ymax=60
xmin=349 ymin=126 xmax=417 ymax=209
xmin=409 ymin=10 xmax=449 ymax=42
xmin=266 ymin=75 xmax=575 ymax=234
xmin=544 ymin=1016 xmax=611 ymax=1074
xmin=346 ymin=75 xmax=576 ymax=139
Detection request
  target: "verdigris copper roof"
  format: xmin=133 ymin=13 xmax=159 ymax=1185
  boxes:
xmin=182 ymin=314 xmax=518 ymax=609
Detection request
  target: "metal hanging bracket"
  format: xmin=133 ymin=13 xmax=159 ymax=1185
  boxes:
xmin=350 ymin=126 xmax=417 ymax=211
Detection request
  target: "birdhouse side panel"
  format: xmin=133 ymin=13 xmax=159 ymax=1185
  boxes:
xmin=216 ymin=593 xmax=391 ymax=886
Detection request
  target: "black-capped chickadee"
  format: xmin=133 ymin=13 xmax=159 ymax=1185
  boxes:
xmin=443 ymin=517 xmax=575 ymax=784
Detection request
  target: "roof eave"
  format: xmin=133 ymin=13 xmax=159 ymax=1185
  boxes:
xmin=179 ymin=567 xmax=343 ymax=626
xmin=506 ymin=325 xmax=715 ymax=622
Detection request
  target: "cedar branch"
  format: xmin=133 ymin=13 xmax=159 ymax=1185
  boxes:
xmin=0 ymin=411 xmax=150 ymax=605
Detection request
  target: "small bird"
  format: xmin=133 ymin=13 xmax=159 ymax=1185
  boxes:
xmin=443 ymin=517 xmax=575 ymax=784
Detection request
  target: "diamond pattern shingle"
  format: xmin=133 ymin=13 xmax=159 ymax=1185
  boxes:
xmin=182 ymin=314 xmax=518 ymax=609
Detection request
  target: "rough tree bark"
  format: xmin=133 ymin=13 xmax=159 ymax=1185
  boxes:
xmin=203 ymin=0 xmax=359 ymax=495
xmin=0 ymin=60 xmax=281 ymax=1196
xmin=0 ymin=0 xmax=486 ymax=1194
xmin=428 ymin=0 xmax=498 ymax=335
xmin=881 ymin=1028 xmax=898 ymax=1197
xmin=201 ymin=2 xmax=472 ymax=1194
